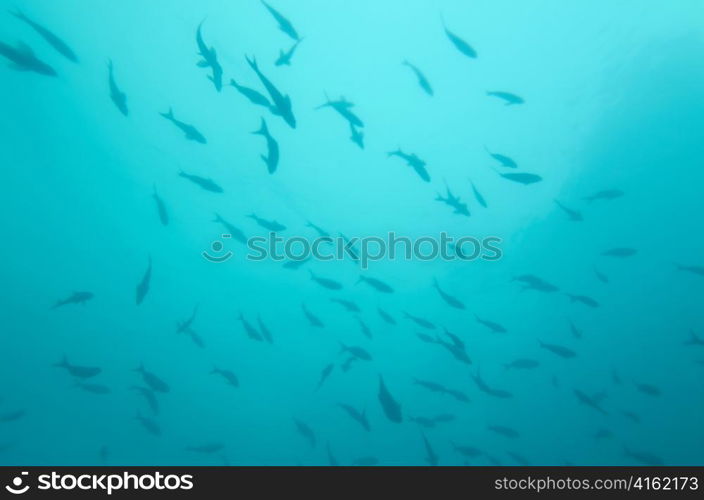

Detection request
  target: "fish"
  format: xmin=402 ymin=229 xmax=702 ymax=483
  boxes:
xmin=403 ymin=312 xmax=436 ymax=330
xmin=623 ymin=446 xmax=663 ymax=466
xmin=402 ymin=60 xmax=433 ymax=96
xmin=377 ymin=375 xmax=403 ymax=423
xmin=594 ymin=268 xmax=609 ymax=284
xmin=357 ymin=275 xmax=394 ymax=293
xmin=135 ymin=364 xmax=170 ymax=393
xmin=339 ymin=232 xmax=361 ymax=262
xmin=251 ymin=118 xmax=279 ymax=174
xmin=488 ymin=425 xmax=520 ymax=439
xmin=574 ymin=389 xmax=608 ymax=415
xmin=337 ymin=404 xmax=370 ymax=432
xmin=326 ymin=443 xmax=339 ymax=466
xmin=179 ymin=171 xmax=223 ymax=193
xmin=54 ymin=356 xmax=101 ymax=379
xmin=471 ymin=371 xmax=513 ymax=399
xmin=247 ymin=213 xmax=286 ymax=232
xmin=309 ymin=270 xmax=343 ymax=290
xmin=388 ymin=149 xmax=431 ymax=182
xmin=565 ymin=293 xmax=600 ymax=308
xmin=10 ymin=10 xmax=77 ymax=62
xmin=75 ymin=382 xmax=111 ymax=395
xmin=0 ymin=40 xmax=56 ymax=76
xmin=316 ymin=95 xmax=364 ymax=128
xmin=211 ymin=366 xmax=239 ymax=388
xmin=229 ymin=78 xmax=273 ymax=110
xmin=283 ymin=257 xmax=311 ymax=270
xmin=539 ymin=340 xmax=576 ymax=359
xmin=261 ymin=1 xmax=300 ymax=41
xmin=486 ymin=91 xmax=524 ymax=105
xmin=503 ymin=359 xmax=540 ymax=370
xmin=135 ymin=413 xmax=160 ymax=436
xmin=357 ymin=317 xmax=372 ymax=339
xmin=421 ymin=433 xmax=439 ymax=466
xmin=413 ymin=378 xmax=448 ymax=394
xmin=294 ymin=419 xmax=316 ymax=448
xmin=52 ymin=291 xmax=94 ymax=309
xmin=634 ymin=382 xmax=661 ymax=397
xmin=107 ymin=60 xmax=127 ymax=116
xmin=246 ymin=55 xmax=296 ymax=128
xmin=275 ymin=38 xmax=303 ymax=66
xmin=352 ymin=457 xmax=378 ymax=466
xmin=675 ymin=264 xmax=704 ymax=277
xmin=316 ymin=363 xmax=334 ymax=391
xmin=160 ymin=108 xmax=207 ymax=143
xmin=0 ymin=410 xmax=26 ymax=423
xmin=452 ymin=443 xmax=483 ymax=458
xmin=435 ymin=185 xmax=470 ymax=217
xmin=601 ymin=247 xmax=637 ymax=258
xmin=554 ymin=200 xmax=583 ymax=221
xmin=431 ymin=279 xmax=465 ymax=309
xmin=131 ymin=386 xmax=159 ymax=414
xmin=474 ymin=313 xmax=507 ymax=333
xmin=195 ymin=21 xmax=222 ymax=92
xmin=470 ymin=180 xmax=487 ymax=207
xmin=186 ymin=443 xmax=224 ymax=454
xmin=377 ymin=308 xmax=396 ymax=325
xmin=445 ymin=388 xmax=470 ymax=403
xmin=330 ymin=298 xmax=360 ymax=313
xmin=152 ymin=186 xmax=169 ymax=226
xmin=339 ymin=342 xmax=372 ymax=361
xmin=409 ymin=416 xmax=436 ymax=428
xmin=238 ymin=313 xmax=264 ymax=342
xmin=442 ymin=19 xmax=477 ymax=58
xmin=583 ymin=189 xmax=624 ymax=203
xmin=350 ymin=123 xmax=365 ymax=149
xmin=213 ymin=213 xmax=247 ymax=244
xmin=569 ymin=321 xmax=583 ymax=339
xmin=436 ymin=329 xmax=472 ymax=365
xmin=684 ymin=330 xmax=704 ymax=346
xmin=494 ymin=170 xmax=542 ymax=185
xmin=594 ymin=428 xmax=613 ymax=440
xmin=512 ymin=274 xmax=559 ymax=293
xmin=135 ymin=256 xmax=152 ymax=305
xmin=302 ymin=303 xmax=324 ymax=328
xmin=484 ymin=146 xmax=517 ymax=168
xmin=257 ymin=316 xmax=274 ymax=343
xmin=306 ymin=220 xmax=331 ymax=239
xmin=507 ymin=452 xmax=531 ymax=465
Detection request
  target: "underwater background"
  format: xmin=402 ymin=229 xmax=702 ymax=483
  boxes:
xmin=1 ymin=0 xmax=703 ymax=466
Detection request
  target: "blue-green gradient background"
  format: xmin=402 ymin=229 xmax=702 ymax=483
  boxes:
xmin=1 ymin=0 xmax=702 ymax=465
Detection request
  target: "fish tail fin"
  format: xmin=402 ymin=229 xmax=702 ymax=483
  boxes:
xmin=212 ymin=213 xmax=223 ymax=223
xmin=337 ymin=341 xmax=348 ymax=355
xmin=160 ymin=108 xmax=174 ymax=120
xmin=210 ymin=365 xmax=219 ymax=374
xmin=251 ymin=117 xmax=267 ymax=135
xmin=431 ymin=277 xmax=439 ymax=289
xmin=355 ymin=275 xmax=364 ymax=286
xmin=134 ymin=363 xmax=144 ymax=373
xmin=245 ymin=54 xmax=257 ymax=71
xmin=54 ymin=355 xmax=68 ymax=368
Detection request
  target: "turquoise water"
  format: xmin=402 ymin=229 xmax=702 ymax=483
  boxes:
xmin=1 ymin=0 xmax=703 ymax=466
